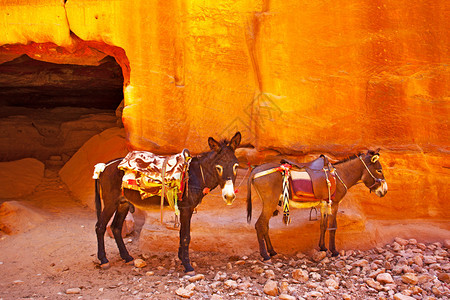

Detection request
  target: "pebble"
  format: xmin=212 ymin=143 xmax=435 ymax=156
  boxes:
xmin=224 ymin=280 xmax=238 ymax=289
xmin=312 ymin=250 xmax=327 ymax=262
xmin=393 ymin=293 xmax=416 ymax=300
xmin=176 ymin=287 xmax=194 ymax=298
xmin=133 ymin=259 xmax=146 ymax=268
xmin=188 ymin=274 xmax=205 ymax=282
xmin=292 ymin=268 xmax=309 ymax=282
xmin=65 ymin=287 xmax=81 ymax=294
xmin=401 ymin=273 xmax=418 ymax=285
xmin=376 ymin=273 xmax=394 ymax=284
xmin=263 ymin=279 xmax=278 ymax=296
xmin=325 ymin=278 xmax=339 ymax=290
xmin=279 ymin=294 xmax=296 ymax=300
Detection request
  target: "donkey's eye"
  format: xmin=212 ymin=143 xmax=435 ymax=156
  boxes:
xmin=215 ymin=165 xmax=223 ymax=176
xmin=376 ymin=169 xmax=383 ymax=175
xmin=233 ymin=163 xmax=239 ymax=176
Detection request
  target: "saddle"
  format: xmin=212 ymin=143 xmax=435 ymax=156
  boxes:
xmin=118 ymin=149 xmax=191 ymax=199
xmin=281 ymin=155 xmax=336 ymax=201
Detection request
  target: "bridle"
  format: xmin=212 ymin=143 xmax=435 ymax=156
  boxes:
xmin=358 ymin=155 xmax=385 ymax=190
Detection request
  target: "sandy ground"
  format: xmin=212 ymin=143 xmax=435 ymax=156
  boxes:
xmin=1 ymin=165 xmax=449 ymax=300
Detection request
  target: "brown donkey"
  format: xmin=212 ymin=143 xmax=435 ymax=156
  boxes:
xmin=94 ymin=132 xmax=241 ymax=274
xmin=247 ymin=150 xmax=388 ymax=261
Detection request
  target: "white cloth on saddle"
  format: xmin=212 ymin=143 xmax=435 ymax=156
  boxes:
xmin=118 ymin=151 xmax=186 ymax=183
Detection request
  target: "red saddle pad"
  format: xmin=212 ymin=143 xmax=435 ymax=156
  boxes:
xmin=289 ymin=170 xmax=336 ymax=202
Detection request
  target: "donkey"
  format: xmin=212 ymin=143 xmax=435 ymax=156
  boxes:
xmin=247 ymin=149 xmax=388 ymax=261
xmin=94 ymin=132 xmax=241 ymax=274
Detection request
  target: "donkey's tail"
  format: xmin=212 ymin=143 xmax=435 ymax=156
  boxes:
xmin=93 ymin=163 xmax=106 ymax=221
xmin=246 ymin=173 xmax=253 ymax=224
xmin=95 ymin=178 xmax=102 ymax=220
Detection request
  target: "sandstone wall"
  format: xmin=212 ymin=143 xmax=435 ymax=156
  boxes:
xmin=0 ymin=1 xmax=448 ymax=221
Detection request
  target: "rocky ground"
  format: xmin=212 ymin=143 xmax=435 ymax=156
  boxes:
xmin=1 ymin=197 xmax=449 ymax=300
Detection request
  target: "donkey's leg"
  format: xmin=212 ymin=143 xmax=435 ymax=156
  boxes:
xmin=110 ymin=200 xmax=134 ymax=263
xmin=96 ymin=204 xmax=118 ymax=267
xmin=327 ymin=203 xmax=340 ymax=256
xmin=255 ymin=200 xmax=278 ymax=261
xmin=255 ymin=214 xmax=271 ymax=261
xmin=178 ymin=207 xmax=195 ymax=274
xmin=318 ymin=208 xmax=328 ymax=252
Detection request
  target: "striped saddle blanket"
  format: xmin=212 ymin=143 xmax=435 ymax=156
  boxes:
xmin=118 ymin=150 xmax=189 ymax=199
xmin=290 ymin=170 xmax=336 ymax=202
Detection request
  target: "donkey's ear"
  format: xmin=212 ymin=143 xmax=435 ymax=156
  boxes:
xmin=208 ymin=137 xmax=221 ymax=152
xmin=229 ymin=132 xmax=241 ymax=150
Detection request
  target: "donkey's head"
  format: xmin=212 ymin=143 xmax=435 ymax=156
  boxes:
xmin=359 ymin=149 xmax=388 ymax=197
xmin=208 ymin=132 xmax=241 ymax=205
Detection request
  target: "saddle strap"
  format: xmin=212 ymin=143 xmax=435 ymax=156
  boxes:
xmin=281 ymin=168 xmax=291 ymax=225
xmin=160 ymin=157 xmax=169 ymax=224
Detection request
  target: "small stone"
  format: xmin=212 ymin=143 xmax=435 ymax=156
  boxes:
xmin=279 ymin=281 xmax=289 ymax=293
xmin=366 ymin=278 xmax=382 ymax=291
xmin=12 ymin=280 xmax=24 ymax=284
xmin=353 ymin=259 xmax=370 ymax=268
xmin=188 ymin=274 xmax=205 ymax=283
xmin=146 ymin=271 xmax=154 ymax=276
xmin=325 ymin=278 xmax=339 ymax=290
xmin=235 ymin=260 xmax=245 ymax=265
xmin=402 ymin=273 xmax=418 ymax=285
xmin=292 ymin=269 xmax=309 ymax=283
xmin=376 ymin=273 xmax=394 ymax=284
xmin=253 ymin=266 xmax=264 ymax=274
xmin=342 ymin=293 xmax=352 ymax=300
xmin=265 ymin=269 xmax=275 ymax=279
xmin=443 ymin=239 xmax=450 ymax=249
xmin=210 ymin=295 xmax=223 ymax=300
xmin=279 ymin=294 xmax=296 ymax=300
xmin=65 ymin=287 xmax=81 ymax=294
xmin=413 ymin=255 xmax=423 ymax=267
xmin=306 ymin=291 xmax=322 ymax=297
xmin=312 ymin=250 xmax=327 ymax=262
xmin=263 ymin=279 xmax=278 ymax=296
xmin=437 ymin=272 xmax=450 ymax=283
xmin=133 ymin=259 xmax=146 ymax=268
xmin=175 ymin=287 xmax=194 ymax=298
xmin=224 ymin=280 xmax=238 ymax=289
xmin=394 ymin=237 xmax=409 ymax=246
xmin=237 ymin=281 xmax=252 ymax=290
xmin=393 ymin=293 xmax=415 ymax=300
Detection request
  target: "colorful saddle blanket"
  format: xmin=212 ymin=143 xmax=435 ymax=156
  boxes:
xmin=118 ymin=150 xmax=189 ymax=199
xmin=290 ymin=170 xmax=336 ymax=202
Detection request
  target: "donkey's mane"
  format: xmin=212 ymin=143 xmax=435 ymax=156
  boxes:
xmin=333 ymin=150 xmax=377 ymax=165
xmin=333 ymin=154 xmax=358 ymax=165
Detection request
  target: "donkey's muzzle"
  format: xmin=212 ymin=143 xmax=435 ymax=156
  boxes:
xmin=222 ymin=180 xmax=236 ymax=205
xmin=374 ymin=180 xmax=388 ymax=197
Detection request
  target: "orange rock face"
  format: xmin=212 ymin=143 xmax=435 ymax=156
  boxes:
xmin=0 ymin=1 xmax=448 ymax=222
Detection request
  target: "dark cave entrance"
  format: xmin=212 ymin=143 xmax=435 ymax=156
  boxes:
xmin=0 ymin=54 xmax=124 ymax=109
xmin=0 ymin=52 xmax=126 ymax=162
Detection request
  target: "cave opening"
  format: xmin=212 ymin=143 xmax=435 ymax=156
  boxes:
xmin=0 ymin=50 xmax=126 ymax=163
xmin=0 ymin=53 xmax=124 ymax=109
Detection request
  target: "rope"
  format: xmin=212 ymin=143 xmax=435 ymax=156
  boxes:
xmin=160 ymin=157 xmax=169 ymax=225
xmin=281 ymin=168 xmax=291 ymax=225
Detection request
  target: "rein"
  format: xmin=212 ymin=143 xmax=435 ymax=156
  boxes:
xmin=358 ymin=155 xmax=384 ymax=190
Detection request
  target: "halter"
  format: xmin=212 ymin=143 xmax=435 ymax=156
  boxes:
xmin=358 ymin=155 xmax=385 ymax=190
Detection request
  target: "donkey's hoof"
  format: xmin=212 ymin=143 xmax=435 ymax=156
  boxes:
xmin=100 ymin=262 xmax=111 ymax=270
xmin=185 ymin=270 xmax=196 ymax=276
xmin=331 ymin=251 xmax=339 ymax=257
xmin=262 ymin=258 xmax=272 ymax=265
xmin=125 ymin=259 xmax=135 ymax=266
